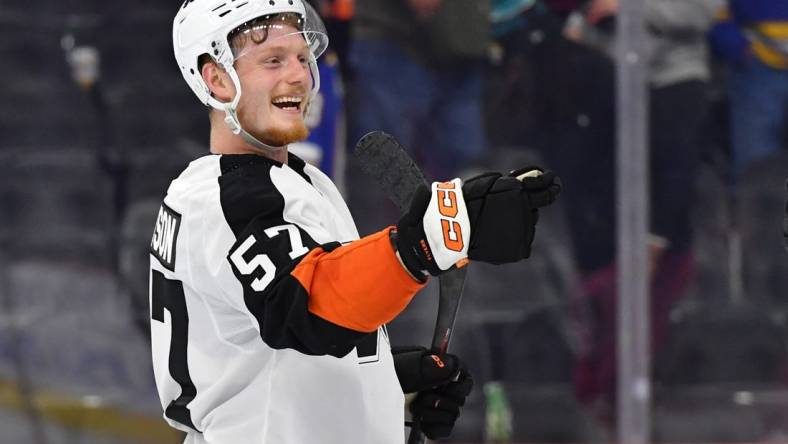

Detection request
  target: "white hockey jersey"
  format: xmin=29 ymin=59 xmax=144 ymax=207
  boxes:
xmin=149 ymin=153 xmax=424 ymax=444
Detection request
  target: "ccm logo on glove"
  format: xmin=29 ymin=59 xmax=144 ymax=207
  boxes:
xmin=395 ymin=178 xmax=471 ymax=277
xmin=423 ymin=179 xmax=470 ymax=270
xmin=436 ymin=182 xmax=465 ymax=252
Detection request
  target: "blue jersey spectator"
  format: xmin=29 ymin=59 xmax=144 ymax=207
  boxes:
xmin=346 ymin=0 xmax=491 ymax=233
xmin=348 ymin=0 xmax=490 ymax=180
xmin=710 ymin=1 xmax=788 ymax=179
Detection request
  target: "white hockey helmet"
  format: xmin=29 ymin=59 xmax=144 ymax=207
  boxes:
xmin=173 ymin=0 xmax=329 ymax=151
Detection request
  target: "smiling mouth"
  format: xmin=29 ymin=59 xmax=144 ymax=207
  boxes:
xmin=272 ymin=95 xmax=304 ymax=112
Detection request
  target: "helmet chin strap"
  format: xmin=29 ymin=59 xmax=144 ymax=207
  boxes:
xmin=223 ymin=107 xmax=288 ymax=153
xmin=212 ymin=53 xmax=321 ymax=155
xmin=221 ymin=66 xmax=288 ymax=154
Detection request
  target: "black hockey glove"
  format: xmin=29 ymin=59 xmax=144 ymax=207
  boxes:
xmin=463 ymin=167 xmax=561 ymax=264
xmin=392 ymin=346 xmax=474 ymax=441
xmin=394 ymin=179 xmax=471 ymax=278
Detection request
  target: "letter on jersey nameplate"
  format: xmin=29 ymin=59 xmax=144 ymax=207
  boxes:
xmin=151 ymin=203 xmax=182 ymax=271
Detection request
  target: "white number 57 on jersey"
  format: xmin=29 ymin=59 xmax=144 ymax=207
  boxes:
xmin=229 ymin=224 xmax=310 ymax=292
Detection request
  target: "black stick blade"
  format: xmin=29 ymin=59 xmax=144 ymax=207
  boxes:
xmin=354 ymin=131 xmax=428 ymax=213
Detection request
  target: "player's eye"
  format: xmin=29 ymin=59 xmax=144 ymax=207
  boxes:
xmin=263 ymin=57 xmax=281 ymax=66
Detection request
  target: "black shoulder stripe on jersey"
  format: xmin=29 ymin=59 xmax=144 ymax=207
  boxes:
xmin=219 ymin=155 xmax=283 ymax=238
xmin=287 ymin=153 xmax=313 ymax=185
xmin=219 ymin=155 xmax=366 ymax=356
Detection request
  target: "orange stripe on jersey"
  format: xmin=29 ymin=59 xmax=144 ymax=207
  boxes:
xmin=292 ymin=227 xmax=425 ymax=333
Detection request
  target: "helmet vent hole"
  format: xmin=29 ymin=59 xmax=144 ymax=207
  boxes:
xmin=211 ymin=3 xmax=227 ymax=11
xmin=236 ymin=2 xmax=248 ymax=8
xmin=269 ymin=0 xmax=275 ymax=5
xmin=218 ymin=9 xmax=232 ymax=17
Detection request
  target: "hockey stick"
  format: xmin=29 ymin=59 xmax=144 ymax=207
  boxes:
xmin=355 ymin=131 xmax=468 ymax=444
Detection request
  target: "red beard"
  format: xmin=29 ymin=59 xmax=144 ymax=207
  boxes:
xmin=253 ymin=120 xmax=310 ymax=147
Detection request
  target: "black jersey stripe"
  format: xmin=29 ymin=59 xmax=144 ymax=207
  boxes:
xmin=247 ymin=272 xmax=368 ymax=357
xmin=218 ymin=154 xmax=368 ymax=357
xmin=151 ymin=270 xmax=200 ymax=432
xmin=219 ymin=155 xmax=285 ymax=238
xmin=287 ymin=152 xmax=313 ymax=185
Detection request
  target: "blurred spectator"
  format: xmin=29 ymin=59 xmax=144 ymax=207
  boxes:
xmin=709 ymin=1 xmax=788 ymax=180
xmin=582 ymin=0 xmax=722 ymax=266
xmin=348 ymin=0 xmax=490 ymax=179
xmin=308 ymin=0 xmax=354 ymax=80
xmin=485 ymin=0 xmax=617 ymax=273
xmin=543 ymin=0 xmax=585 ymax=19
xmin=480 ymin=2 xmax=614 ymax=440
xmin=558 ymin=0 xmax=722 ymax=411
xmin=344 ymin=0 xmax=491 ymax=236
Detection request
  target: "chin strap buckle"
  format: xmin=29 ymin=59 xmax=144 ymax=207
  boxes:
xmin=224 ymin=112 xmax=242 ymax=135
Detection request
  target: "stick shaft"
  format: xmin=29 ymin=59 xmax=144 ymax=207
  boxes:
xmin=354 ymin=132 xmax=468 ymax=444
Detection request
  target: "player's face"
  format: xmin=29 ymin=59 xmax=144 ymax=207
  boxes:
xmin=233 ymin=25 xmax=313 ymax=147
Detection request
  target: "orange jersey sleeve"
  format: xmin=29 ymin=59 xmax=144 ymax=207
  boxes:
xmin=292 ymin=227 xmax=426 ymax=332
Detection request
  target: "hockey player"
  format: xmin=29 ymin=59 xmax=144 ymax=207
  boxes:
xmin=151 ymin=1 xmax=561 ymax=443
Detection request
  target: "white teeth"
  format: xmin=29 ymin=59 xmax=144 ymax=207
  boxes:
xmin=272 ymin=96 xmax=303 ymax=104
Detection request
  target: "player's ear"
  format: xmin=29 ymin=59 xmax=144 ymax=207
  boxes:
xmin=201 ymin=58 xmax=235 ymax=103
